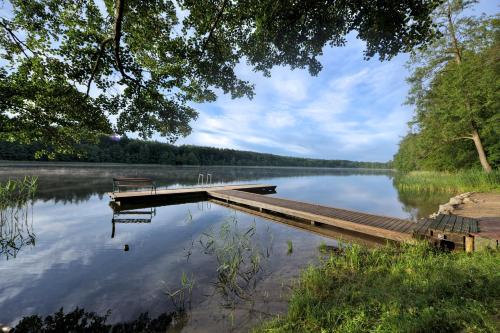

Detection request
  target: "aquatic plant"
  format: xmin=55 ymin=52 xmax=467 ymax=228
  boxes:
xmin=255 ymin=242 xmax=500 ymax=332
xmin=0 ymin=177 xmax=38 ymax=260
xmin=163 ymin=271 xmax=196 ymax=312
xmin=394 ymin=170 xmax=500 ymax=193
xmin=200 ymin=216 xmax=272 ymax=307
xmin=286 ymin=240 xmax=293 ymax=255
xmin=0 ymin=176 xmax=37 ymax=208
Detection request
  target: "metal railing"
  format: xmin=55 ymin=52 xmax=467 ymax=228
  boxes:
xmin=197 ymin=173 xmax=213 ymax=186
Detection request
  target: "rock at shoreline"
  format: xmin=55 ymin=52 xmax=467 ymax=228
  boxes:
xmin=430 ymin=192 xmax=475 ymax=217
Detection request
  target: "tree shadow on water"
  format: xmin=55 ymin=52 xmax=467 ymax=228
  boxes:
xmin=10 ymin=307 xmax=187 ymax=333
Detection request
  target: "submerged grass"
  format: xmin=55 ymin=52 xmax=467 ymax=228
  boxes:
xmin=255 ymin=242 xmax=500 ymax=333
xmin=394 ymin=169 xmax=500 ymax=193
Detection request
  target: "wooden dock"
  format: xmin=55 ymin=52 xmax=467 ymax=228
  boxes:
xmin=109 ymin=184 xmax=480 ymax=250
xmin=109 ymin=184 xmax=276 ymax=205
xmin=208 ymin=189 xmax=418 ymax=242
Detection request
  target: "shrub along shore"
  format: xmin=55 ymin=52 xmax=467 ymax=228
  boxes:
xmin=254 ymin=242 xmax=500 ymax=333
xmin=394 ymin=170 xmax=500 ymax=193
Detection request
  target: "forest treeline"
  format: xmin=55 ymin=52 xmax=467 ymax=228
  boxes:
xmin=0 ymin=137 xmax=389 ymax=169
xmin=393 ymin=6 xmax=499 ymax=172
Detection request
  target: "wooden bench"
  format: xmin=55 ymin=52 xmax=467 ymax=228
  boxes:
xmin=112 ymin=177 xmax=156 ymax=194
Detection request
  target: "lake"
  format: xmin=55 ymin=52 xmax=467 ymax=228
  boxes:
xmin=0 ymin=163 xmax=450 ymax=331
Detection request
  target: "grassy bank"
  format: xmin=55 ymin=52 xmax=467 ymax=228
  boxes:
xmin=255 ymin=242 xmax=500 ymax=333
xmin=394 ymin=170 xmax=500 ymax=193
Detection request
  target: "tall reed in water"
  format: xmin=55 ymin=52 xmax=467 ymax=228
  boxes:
xmin=0 ymin=176 xmax=38 ymax=207
xmin=0 ymin=176 xmax=38 ymax=259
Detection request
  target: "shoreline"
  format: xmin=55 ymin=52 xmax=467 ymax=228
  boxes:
xmin=0 ymin=160 xmax=394 ymax=171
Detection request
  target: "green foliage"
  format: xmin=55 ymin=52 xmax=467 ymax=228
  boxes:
xmin=1 ymin=0 xmax=441 ymax=155
xmin=394 ymin=170 xmax=500 ymax=193
xmin=395 ymin=1 xmax=499 ymax=172
xmin=0 ymin=136 xmax=391 ymax=168
xmin=255 ymin=242 xmax=500 ymax=332
xmin=393 ymin=132 xmax=482 ymax=171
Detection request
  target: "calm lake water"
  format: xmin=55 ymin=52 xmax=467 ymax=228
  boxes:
xmin=0 ymin=163 xmax=450 ymax=331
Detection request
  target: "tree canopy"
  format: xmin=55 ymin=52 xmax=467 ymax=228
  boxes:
xmin=0 ymin=135 xmax=390 ymax=168
xmin=394 ymin=1 xmax=499 ymax=172
xmin=0 ymin=0 xmax=442 ymax=157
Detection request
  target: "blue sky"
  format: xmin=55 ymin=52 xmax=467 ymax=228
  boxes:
xmin=174 ymin=0 xmax=498 ymax=162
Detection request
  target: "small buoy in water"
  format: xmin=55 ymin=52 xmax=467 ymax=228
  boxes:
xmin=124 ymin=244 xmax=129 ymax=251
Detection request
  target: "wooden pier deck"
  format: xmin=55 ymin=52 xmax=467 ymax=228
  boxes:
xmin=109 ymin=183 xmax=480 ymax=250
xmin=208 ymin=189 xmax=419 ymax=242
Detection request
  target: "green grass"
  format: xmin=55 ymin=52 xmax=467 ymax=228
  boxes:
xmin=255 ymin=242 xmax=500 ymax=333
xmin=394 ymin=170 xmax=500 ymax=193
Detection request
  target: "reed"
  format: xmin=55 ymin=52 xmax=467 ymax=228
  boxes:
xmin=0 ymin=176 xmax=38 ymax=208
xmin=200 ymin=216 xmax=272 ymax=306
xmin=394 ymin=169 xmax=500 ymax=193
xmin=163 ymin=271 xmax=195 ymax=312
xmin=0 ymin=176 xmax=38 ymax=260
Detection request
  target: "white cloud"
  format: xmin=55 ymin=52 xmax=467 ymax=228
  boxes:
xmin=265 ymin=111 xmax=296 ymax=129
xmin=175 ymin=39 xmax=415 ymax=162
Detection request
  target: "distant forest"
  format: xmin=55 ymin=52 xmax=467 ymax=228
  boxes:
xmin=0 ymin=136 xmax=390 ymax=169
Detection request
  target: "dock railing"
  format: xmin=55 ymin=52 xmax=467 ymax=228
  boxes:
xmin=197 ymin=173 xmax=213 ymax=187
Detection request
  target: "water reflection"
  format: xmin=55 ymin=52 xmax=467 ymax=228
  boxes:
xmin=111 ymin=208 xmax=156 ymax=238
xmin=10 ymin=307 xmax=187 ymax=333
xmin=0 ymin=177 xmax=37 ymax=260
xmin=0 ymin=202 xmax=35 ymax=260
xmin=0 ymin=164 xmax=394 ymax=204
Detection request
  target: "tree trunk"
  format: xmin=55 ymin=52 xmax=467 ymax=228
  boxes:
xmin=447 ymin=3 xmax=462 ymax=64
xmin=471 ymin=128 xmax=492 ymax=172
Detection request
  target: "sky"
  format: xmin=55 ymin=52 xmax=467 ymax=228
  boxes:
xmin=172 ymin=0 xmax=498 ymax=162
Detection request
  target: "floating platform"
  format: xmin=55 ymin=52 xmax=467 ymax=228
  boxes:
xmin=108 ymin=184 xmax=276 ymax=205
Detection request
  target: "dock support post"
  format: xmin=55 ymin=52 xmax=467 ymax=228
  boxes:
xmin=465 ymin=236 xmax=474 ymax=252
xmin=310 ymin=220 xmax=317 ymax=226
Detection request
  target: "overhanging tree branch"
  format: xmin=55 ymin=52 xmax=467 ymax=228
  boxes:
xmin=0 ymin=19 xmax=32 ymax=58
xmin=112 ymin=0 xmax=143 ymax=87
xmin=86 ymin=37 xmax=113 ymax=97
xmin=200 ymin=0 xmax=228 ymax=56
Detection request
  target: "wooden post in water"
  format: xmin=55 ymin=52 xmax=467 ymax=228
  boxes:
xmin=465 ymin=236 xmax=474 ymax=252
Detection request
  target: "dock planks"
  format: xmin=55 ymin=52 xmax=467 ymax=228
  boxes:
xmin=208 ymin=189 xmax=418 ymax=242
